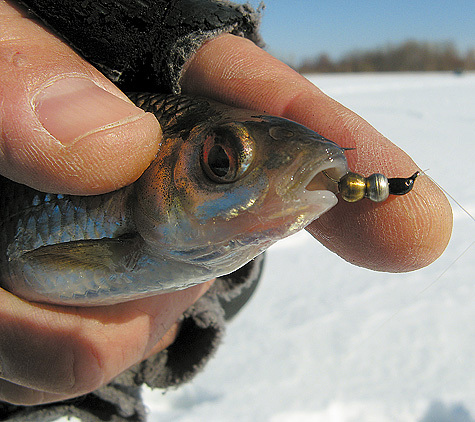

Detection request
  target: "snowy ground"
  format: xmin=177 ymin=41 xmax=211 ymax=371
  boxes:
xmin=61 ymin=72 xmax=475 ymax=422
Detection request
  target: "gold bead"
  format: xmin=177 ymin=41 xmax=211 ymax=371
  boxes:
xmin=339 ymin=172 xmax=366 ymax=202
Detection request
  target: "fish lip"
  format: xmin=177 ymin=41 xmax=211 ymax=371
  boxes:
xmin=303 ymin=153 xmax=348 ymax=193
xmin=279 ymin=149 xmax=349 ymax=200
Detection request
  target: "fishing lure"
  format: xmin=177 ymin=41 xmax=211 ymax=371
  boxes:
xmin=329 ymin=169 xmax=419 ymax=203
xmin=0 ymin=94 xmax=418 ymax=306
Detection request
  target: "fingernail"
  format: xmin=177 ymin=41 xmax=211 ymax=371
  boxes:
xmin=32 ymin=78 xmax=144 ymax=146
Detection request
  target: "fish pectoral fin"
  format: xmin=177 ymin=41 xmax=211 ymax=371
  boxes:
xmin=21 ymin=235 xmax=144 ymax=273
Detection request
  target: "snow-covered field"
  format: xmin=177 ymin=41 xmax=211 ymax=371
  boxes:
xmin=143 ymin=72 xmax=475 ymax=422
xmin=58 ymin=72 xmax=474 ymax=422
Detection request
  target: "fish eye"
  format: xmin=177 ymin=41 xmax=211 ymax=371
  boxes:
xmin=202 ymin=135 xmax=238 ymax=183
xmin=201 ymin=126 xmax=254 ymax=183
xmin=207 ymin=144 xmax=232 ymax=179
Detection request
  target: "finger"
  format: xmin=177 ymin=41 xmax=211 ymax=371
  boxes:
xmin=0 ymin=281 xmax=213 ymax=405
xmin=0 ymin=1 xmax=161 ymax=195
xmin=0 ymin=323 xmax=181 ymax=405
xmin=180 ymin=34 xmax=452 ymax=272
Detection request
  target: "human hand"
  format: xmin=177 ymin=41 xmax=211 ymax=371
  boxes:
xmin=180 ymin=34 xmax=453 ymax=273
xmin=0 ymin=1 xmax=212 ymax=405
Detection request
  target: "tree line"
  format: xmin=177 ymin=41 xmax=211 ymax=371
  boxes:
xmin=298 ymin=40 xmax=475 ymax=73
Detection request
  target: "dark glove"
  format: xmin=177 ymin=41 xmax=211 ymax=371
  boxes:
xmin=16 ymin=0 xmax=263 ymax=92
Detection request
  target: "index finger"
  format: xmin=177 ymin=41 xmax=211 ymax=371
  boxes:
xmin=180 ymin=34 xmax=452 ymax=272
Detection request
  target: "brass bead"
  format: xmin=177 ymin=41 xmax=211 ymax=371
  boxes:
xmin=339 ymin=172 xmax=366 ymax=202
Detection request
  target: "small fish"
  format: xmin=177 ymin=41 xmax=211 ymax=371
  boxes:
xmin=0 ymin=94 xmax=412 ymax=306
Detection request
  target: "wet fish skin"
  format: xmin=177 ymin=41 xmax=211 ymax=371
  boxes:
xmin=0 ymin=94 xmax=348 ymax=306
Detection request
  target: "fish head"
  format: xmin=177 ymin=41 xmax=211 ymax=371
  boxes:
xmin=134 ymin=111 xmax=348 ymax=271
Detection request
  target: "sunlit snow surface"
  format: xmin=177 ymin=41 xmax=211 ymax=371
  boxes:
xmin=60 ymin=72 xmax=475 ymax=422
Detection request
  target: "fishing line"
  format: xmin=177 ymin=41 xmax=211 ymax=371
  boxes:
xmin=420 ymin=169 xmax=475 ymax=223
xmin=360 ymin=240 xmax=474 ymax=344
xmin=350 ymin=169 xmax=474 ymax=350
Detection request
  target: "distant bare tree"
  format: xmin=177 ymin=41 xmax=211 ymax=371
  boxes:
xmin=298 ymin=40 xmax=473 ymax=73
xmin=466 ymin=49 xmax=475 ymax=70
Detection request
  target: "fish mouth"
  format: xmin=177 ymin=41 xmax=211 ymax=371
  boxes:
xmin=263 ymin=149 xmax=348 ymax=234
xmin=280 ymin=149 xmax=349 ymax=201
xmin=303 ymin=156 xmax=348 ymax=194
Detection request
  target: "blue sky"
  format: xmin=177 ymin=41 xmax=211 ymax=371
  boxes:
xmin=249 ymin=0 xmax=475 ymax=65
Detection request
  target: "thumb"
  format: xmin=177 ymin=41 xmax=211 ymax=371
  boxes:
xmin=0 ymin=1 xmax=161 ymax=194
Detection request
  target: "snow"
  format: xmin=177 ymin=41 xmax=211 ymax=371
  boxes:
xmin=58 ymin=72 xmax=475 ymax=422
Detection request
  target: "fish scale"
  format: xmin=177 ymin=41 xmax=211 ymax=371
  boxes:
xmin=1 ymin=179 xmax=133 ymax=259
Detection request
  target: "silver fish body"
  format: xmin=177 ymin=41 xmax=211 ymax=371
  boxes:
xmin=0 ymin=94 xmax=348 ymax=306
